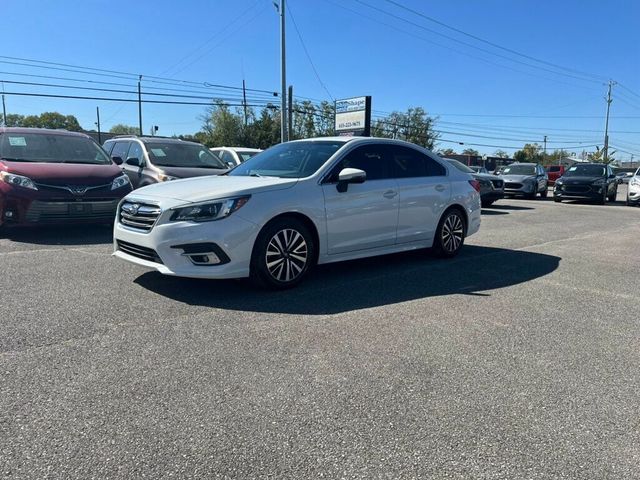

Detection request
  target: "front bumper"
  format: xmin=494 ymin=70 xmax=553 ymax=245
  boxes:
xmin=503 ymin=182 xmax=536 ymax=196
xmin=554 ymin=184 xmax=605 ymax=201
xmin=628 ymin=183 xmax=640 ymax=204
xmin=112 ymin=214 xmax=261 ymax=279
xmin=0 ymin=185 xmax=128 ymax=226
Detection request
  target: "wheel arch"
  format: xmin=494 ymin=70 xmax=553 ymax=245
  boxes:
xmin=256 ymin=212 xmax=321 ymax=264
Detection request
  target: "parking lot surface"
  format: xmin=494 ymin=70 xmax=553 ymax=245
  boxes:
xmin=1 ymin=187 xmax=639 ymax=479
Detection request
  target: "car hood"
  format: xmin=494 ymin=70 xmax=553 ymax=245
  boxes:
xmin=0 ymin=160 xmax=123 ymax=185
xmin=558 ymin=175 xmax=604 ymax=184
xmin=158 ymin=165 xmax=228 ymax=178
xmin=129 ymin=175 xmax=298 ymax=204
xmin=501 ymin=174 xmax=536 ymax=182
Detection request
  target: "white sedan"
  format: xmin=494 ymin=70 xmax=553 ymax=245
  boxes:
xmin=113 ymin=137 xmax=481 ymax=289
xmin=627 ymin=167 xmax=640 ymax=206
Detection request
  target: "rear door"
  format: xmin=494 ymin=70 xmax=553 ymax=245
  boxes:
xmin=390 ymin=145 xmax=449 ymax=244
xmin=321 ymin=144 xmax=399 ymax=254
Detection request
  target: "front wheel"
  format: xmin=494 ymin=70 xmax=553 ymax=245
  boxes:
xmin=607 ymin=188 xmax=617 ymax=202
xmin=540 ymin=186 xmax=548 ymax=198
xmin=433 ymin=209 xmax=466 ymax=258
xmin=250 ymin=217 xmax=316 ymax=289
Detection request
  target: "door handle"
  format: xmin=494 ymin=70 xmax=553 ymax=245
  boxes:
xmin=435 ymin=184 xmax=446 ymax=192
xmin=383 ymin=190 xmax=398 ymax=199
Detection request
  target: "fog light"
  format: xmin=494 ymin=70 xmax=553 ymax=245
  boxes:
xmin=187 ymin=253 xmax=221 ymax=265
xmin=4 ymin=210 xmax=15 ymax=218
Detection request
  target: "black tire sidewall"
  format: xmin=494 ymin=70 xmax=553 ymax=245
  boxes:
xmin=250 ymin=217 xmax=316 ymax=289
xmin=434 ymin=209 xmax=466 ymax=258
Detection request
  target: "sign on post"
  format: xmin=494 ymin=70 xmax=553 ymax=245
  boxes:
xmin=334 ymin=96 xmax=372 ymax=137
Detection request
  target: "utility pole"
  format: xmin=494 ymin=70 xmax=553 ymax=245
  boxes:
xmin=138 ymin=75 xmax=143 ymax=136
xmin=287 ymin=85 xmax=293 ymax=140
xmin=279 ymin=0 xmax=287 ymax=142
xmin=96 ymin=106 xmax=101 ymax=144
xmin=2 ymin=93 xmax=6 ymax=126
xmin=603 ymin=80 xmax=616 ymax=163
xmin=543 ymin=135 xmax=547 ymax=164
xmin=242 ymin=79 xmax=248 ymax=127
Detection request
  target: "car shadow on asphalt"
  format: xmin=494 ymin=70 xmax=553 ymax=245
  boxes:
xmin=486 ymin=204 xmax=534 ymax=211
xmin=481 ymin=209 xmax=509 ymax=215
xmin=1 ymin=224 xmax=113 ymax=245
xmin=134 ymin=245 xmax=560 ymax=315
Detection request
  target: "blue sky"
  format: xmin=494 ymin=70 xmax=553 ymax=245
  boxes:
xmin=2 ymin=0 xmax=639 ymax=160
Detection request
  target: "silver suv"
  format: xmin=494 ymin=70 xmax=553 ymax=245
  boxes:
xmin=103 ymin=136 xmax=228 ymax=189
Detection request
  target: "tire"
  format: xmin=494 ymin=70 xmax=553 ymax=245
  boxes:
xmin=527 ymin=187 xmax=537 ymax=200
xmin=597 ymin=191 xmax=606 ymax=205
xmin=607 ymin=187 xmax=617 ymax=202
xmin=554 ymin=198 xmax=561 ymax=203
xmin=540 ymin=187 xmax=548 ymax=198
xmin=250 ymin=217 xmax=316 ymax=289
xmin=433 ymin=208 xmax=466 ymax=258
xmin=481 ymin=200 xmax=494 ymax=208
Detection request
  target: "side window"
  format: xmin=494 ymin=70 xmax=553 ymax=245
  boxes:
xmin=127 ymin=142 xmax=144 ymax=163
xmin=221 ymin=151 xmax=236 ymax=165
xmin=327 ymin=145 xmax=392 ymax=182
xmin=110 ymin=141 xmax=131 ymax=161
xmin=390 ymin=145 xmax=446 ymax=178
xmin=103 ymin=142 xmax=115 ymax=155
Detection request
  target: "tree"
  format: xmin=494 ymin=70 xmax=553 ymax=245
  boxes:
xmin=109 ymin=124 xmax=139 ymax=135
xmin=4 ymin=112 xmax=82 ymax=131
xmin=437 ymin=148 xmax=457 ymax=156
xmin=371 ymin=107 xmax=438 ymax=149
xmin=587 ymin=146 xmax=616 ymax=164
xmin=462 ymin=148 xmax=479 ymax=156
xmin=513 ymin=143 xmax=542 ymax=163
xmin=493 ymin=150 xmax=509 ymax=158
xmin=200 ymin=101 xmax=244 ymax=147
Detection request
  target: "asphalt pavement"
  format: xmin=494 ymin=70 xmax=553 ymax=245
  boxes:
xmin=1 ymin=186 xmax=639 ymax=479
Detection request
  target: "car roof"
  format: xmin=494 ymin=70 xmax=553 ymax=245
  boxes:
xmin=106 ymin=136 xmax=202 ymax=146
xmin=0 ymin=127 xmax=91 ymax=138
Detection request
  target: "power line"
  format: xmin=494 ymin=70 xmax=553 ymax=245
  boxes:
xmin=380 ymin=0 xmax=608 ymax=83
xmin=288 ymin=1 xmax=334 ymax=100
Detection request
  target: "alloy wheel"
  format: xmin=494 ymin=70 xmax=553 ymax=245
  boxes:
xmin=441 ymin=213 xmax=464 ymax=253
xmin=265 ymin=228 xmax=308 ymax=282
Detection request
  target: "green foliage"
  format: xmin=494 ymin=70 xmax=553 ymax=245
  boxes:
xmin=3 ymin=112 xmax=82 ymax=131
xmin=493 ymin=150 xmax=509 ymax=158
xmin=437 ymin=148 xmax=457 ymax=156
xmin=513 ymin=143 xmax=542 ymax=163
xmin=371 ymin=107 xmax=438 ymax=149
xmin=587 ymin=146 xmax=616 ymax=164
xmin=109 ymin=124 xmax=140 ymax=135
xmin=461 ymin=148 xmax=479 ymax=156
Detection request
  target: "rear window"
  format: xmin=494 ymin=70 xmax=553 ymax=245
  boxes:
xmin=0 ymin=133 xmax=111 ymax=165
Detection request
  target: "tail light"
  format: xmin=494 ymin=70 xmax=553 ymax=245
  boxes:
xmin=469 ymin=179 xmax=481 ymax=192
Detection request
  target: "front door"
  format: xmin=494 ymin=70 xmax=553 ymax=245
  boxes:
xmin=322 ymin=144 xmax=399 ymax=255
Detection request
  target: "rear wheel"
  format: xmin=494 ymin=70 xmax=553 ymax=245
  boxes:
xmin=433 ymin=208 xmax=466 ymax=258
xmin=250 ymin=217 xmax=316 ymax=289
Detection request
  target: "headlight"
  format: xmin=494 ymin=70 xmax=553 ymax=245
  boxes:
xmin=170 ymin=196 xmax=250 ymax=222
xmin=0 ymin=171 xmax=38 ymax=190
xmin=111 ymin=174 xmax=131 ymax=190
xmin=159 ymin=173 xmax=178 ymax=182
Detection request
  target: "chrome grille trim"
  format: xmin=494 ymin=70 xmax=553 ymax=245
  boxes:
xmin=34 ymin=182 xmax=112 ymax=194
xmin=118 ymin=201 xmax=162 ymax=232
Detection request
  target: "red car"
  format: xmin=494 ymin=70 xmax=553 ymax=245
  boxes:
xmin=545 ymin=165 xmax=565 ymax=186
xmin=0 ymin=127 xmax=132 ymax=228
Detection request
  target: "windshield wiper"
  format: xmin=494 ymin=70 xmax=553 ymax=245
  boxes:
xmin=249 ymin=172 xmax=263 ymax=177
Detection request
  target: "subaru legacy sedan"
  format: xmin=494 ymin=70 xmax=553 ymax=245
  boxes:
xmin=0 ymin=127 xmax=131 ymax=228
xmin=113 ymin=137 xmax=481 ymax=289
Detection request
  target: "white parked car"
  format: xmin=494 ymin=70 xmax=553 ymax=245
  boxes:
xmin=113 ymin=137 xmax=481 ymax=289
xmin=627 ymin=167 xmax=640 ymax=206
xmin=210 ymin=147 xmax=262 ymax=167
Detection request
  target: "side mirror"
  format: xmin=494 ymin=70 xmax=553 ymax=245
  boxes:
xmin=336 ymin=168 xmax=366 ymax=193
xmin=126 ymin=157 xmax=142 ymax=168
xmin=226 ymin=161 xmax=236 ymax=168
xmin=112 ymin=156 xmax=123 ymax=165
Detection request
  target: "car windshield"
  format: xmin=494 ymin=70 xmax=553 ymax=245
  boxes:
xmin=446 ymin=159 xmax=474 ymax=173
xmin=229 ymin=141 xmax=344 ymax=178
xmin=502 ymin=165 xmax=535 ymax=175
xmin=565 ymin=165 xmax=605 ymax=177
xmin=0 ymin=133 xmax=111 ymax=164
xmin=145 ymin=142 xmax=227 ymax=169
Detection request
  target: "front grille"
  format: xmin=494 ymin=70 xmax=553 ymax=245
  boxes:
xmin=118 ymin=201 xmax=161 ymax=232
xmin=25 ymin=200 xmax=119 ymax=222
xmin=117 ymin=240 xmax=163 ymax=264
xmin=505 ymin=182 xmax=522 ymax=189
xmin=491 ymin=179 xmax=504 ymax=189
xmin=34 ymin=182 xmax=111 ymax=195
xmin=564 ymin=185 xmax=591 ymax=194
